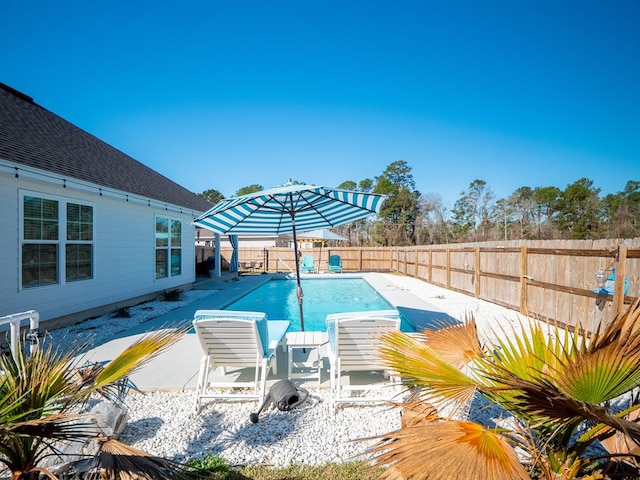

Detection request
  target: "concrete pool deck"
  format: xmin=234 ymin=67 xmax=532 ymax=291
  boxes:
xmin=80 ymin=272 xmax=458 ymax=392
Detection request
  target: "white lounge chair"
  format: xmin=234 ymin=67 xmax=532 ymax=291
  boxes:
xmin=192 ymin=310 xmax=290 ymax=412
xmin=325 ymin=310 xmax=401 ymax=411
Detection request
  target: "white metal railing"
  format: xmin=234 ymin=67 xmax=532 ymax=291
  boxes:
xmin=0 ymin=310 xmax=40 ymax=358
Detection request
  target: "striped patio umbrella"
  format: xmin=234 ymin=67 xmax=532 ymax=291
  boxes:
xmin=192 ymin=182 xmax=386 ymax=330
xmin=296 ymin=228 xmax=348 ymax=242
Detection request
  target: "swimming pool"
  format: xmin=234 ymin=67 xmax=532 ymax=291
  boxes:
xmin=223 ymin=277 xmax=394 ymax=332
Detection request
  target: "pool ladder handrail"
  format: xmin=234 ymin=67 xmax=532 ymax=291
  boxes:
xmin=276 ymin=256 xmax=295 ymax=274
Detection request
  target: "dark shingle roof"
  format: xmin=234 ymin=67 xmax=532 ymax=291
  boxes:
xmin=0 ymin=83 xmax=212 ymax=212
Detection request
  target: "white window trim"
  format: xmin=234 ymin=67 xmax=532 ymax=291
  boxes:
xmin=19 ymin=190 xmax=96 ymax=290
xmin=154 ymin=215 xmax=183 ymax=280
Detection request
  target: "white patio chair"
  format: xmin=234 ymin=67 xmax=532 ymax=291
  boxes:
xmin=325 ymin=310 xmax=401 ymax=412
xmin=192 ymin=309 xmax=290 ymax=413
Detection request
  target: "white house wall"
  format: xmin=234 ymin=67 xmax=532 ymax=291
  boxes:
xmin=0 ymin=173 xmax=198 ymax=328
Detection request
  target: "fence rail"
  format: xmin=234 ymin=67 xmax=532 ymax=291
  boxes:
xmin=196 ymin=237 xmax=640 ymax=331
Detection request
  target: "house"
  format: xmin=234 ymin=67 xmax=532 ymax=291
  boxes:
xmin=195 ymin=228 xmax=291 ymax=248
xmin=0 ymin=83 xmax=212 ymax=329
xmin=194 ymin=228 xmax=288 ymax=275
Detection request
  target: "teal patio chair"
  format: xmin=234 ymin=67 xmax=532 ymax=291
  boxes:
xmin=301 ymin=254 xmax=315 ymax=273
xmin=327 ymin=254 xmax=343 ymax=273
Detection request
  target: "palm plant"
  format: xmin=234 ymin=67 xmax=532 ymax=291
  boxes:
xmin=0 ymin=326 xmax=190 ymax=480
xmin=371 ymin=299 xmax=640 ymax=479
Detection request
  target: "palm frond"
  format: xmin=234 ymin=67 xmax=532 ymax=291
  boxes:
xmin=370 ymin=420 xmax=530 ymax=480
xmin=0 ymin=377 xmax=38 ymax=427
xmin=0 ymin=413 xmax=100 ymax=476
xmin=539 ymin=299 xmax=640 ymax=406
xmin=558 ymin=343 xmax=640 ymax=404
xmin=399 ymin=394 xmax=439 ymax=428
xmin=419 ymin=314 xmax=485 ymax=369
xmin=0 ymin=326 xmax=190 ymax=479
xmin=472 ymin=312 xmax=637 ymax=423
xmin=7 ymin=413 xmax=99 ymax=440
xmin=374 ymin=298 xmax=640 ymax=479
xmin=92 ymin=327 xmax=187 ymax=392
xmin=0 ymin=341 xmax=82 ymax=421
xmin=478 ymin=316 xmax=578 ymax=386
xmin=488 ymin=370 xmax=640 ymax=443
xmin=83 ymin=437 xmax=192 ymax=480
xmin=17 ymin=466 xmax=60 ymax=479
xmin=585 ymin=404 xmax=640 ymax=469
xmin=379 ymin=330 xmax=478 ymax=411
xmin=483 ymin=300 xmax=640 ymax=421
xmin=71 ymin=362 xmax=137 ymax=406
xmin=587 ymin=298 xmax=640 ymax=352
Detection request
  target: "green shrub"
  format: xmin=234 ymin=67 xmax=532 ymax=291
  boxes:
xmin=162 ymin=289 xmax=184 ymax=302
xmin=187 ymin=455 xmax=230 ymax=475
xmin=113 ymin=307 xmax=131 ymax=318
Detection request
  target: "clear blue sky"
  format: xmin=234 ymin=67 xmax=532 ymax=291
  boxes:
xmin=5 ymin=1 xmax=639 ymax=208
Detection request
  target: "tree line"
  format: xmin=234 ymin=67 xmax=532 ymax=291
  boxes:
xmin=198 ymin=160 xmax=640 ymax=246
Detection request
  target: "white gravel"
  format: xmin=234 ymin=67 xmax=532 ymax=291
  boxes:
xmin=48 ymin=274 xmax=531 ymax=468
xmin=43 ymin=289 xmax=217 ymax=350
xmin=119 ymin=389 xmax=403 ymax=467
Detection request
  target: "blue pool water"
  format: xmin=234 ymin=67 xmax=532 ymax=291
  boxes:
xmin=224 ymin=277 xmax=394 ymax=332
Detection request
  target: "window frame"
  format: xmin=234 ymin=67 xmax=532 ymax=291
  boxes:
xmin=19 ymin=191 xmax=95 ymax=290
xmin=155 ymin=215 xmax=182 ymax=280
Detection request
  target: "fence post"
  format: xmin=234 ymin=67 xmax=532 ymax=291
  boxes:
xmin=613 ymin=244 xmax=628 ymax=317
xmin=390 ymin=248 xmax=394 ymax=272
xmin=474 ymin=247 xmax=480 ymax=298
xmin=428 ymin=249 xmax=433 ymax=283
xmin=402 ymin=249 xmax=406 ymax=274
xmin=446 ymin=248 xmax=451 ymax=289
xmin=520 ymin=246 xmax=529 ymax=315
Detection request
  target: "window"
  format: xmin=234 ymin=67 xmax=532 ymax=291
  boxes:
xmin=66 ymin=203 xmax=93 ymax=282
xmin=156 ymin=216 xmax=182 ymax=279
xmin=21 ymin=193 xmax=94 ymax=288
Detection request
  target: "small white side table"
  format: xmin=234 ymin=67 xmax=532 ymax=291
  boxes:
xmin=285 ymin=331 xmax=328 ymax=385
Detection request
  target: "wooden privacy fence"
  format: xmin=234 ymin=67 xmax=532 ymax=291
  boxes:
xmin=197 ymin=246 xmax=394 ymax=275
xmin=196 ymin=238 xmax=640 ymax=332
xmin=392 ymin=239 xmax=640 ymax=332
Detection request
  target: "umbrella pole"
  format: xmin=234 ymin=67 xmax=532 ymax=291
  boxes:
xmin=290 ymin=215 xmax=305 ymax=332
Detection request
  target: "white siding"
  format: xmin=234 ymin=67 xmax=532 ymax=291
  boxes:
xmin=0 ymin=173 xmax=198 ymax=326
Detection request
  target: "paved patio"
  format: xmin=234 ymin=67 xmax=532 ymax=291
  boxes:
xmin=79 ymin=272 xmax=457 ymax=392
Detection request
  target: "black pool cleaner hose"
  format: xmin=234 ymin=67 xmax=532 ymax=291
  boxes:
xmin=250 ymin=379 xmax=310 ymax=423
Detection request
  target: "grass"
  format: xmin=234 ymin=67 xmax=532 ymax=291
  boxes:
xmin=188 ymin=457 xmax=381 ymax=479
xmin=236 ymin=463 xmax=381 ymax=480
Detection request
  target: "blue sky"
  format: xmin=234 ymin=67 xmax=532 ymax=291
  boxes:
xmin=4 ymin=1 xmax=639 ymax=208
